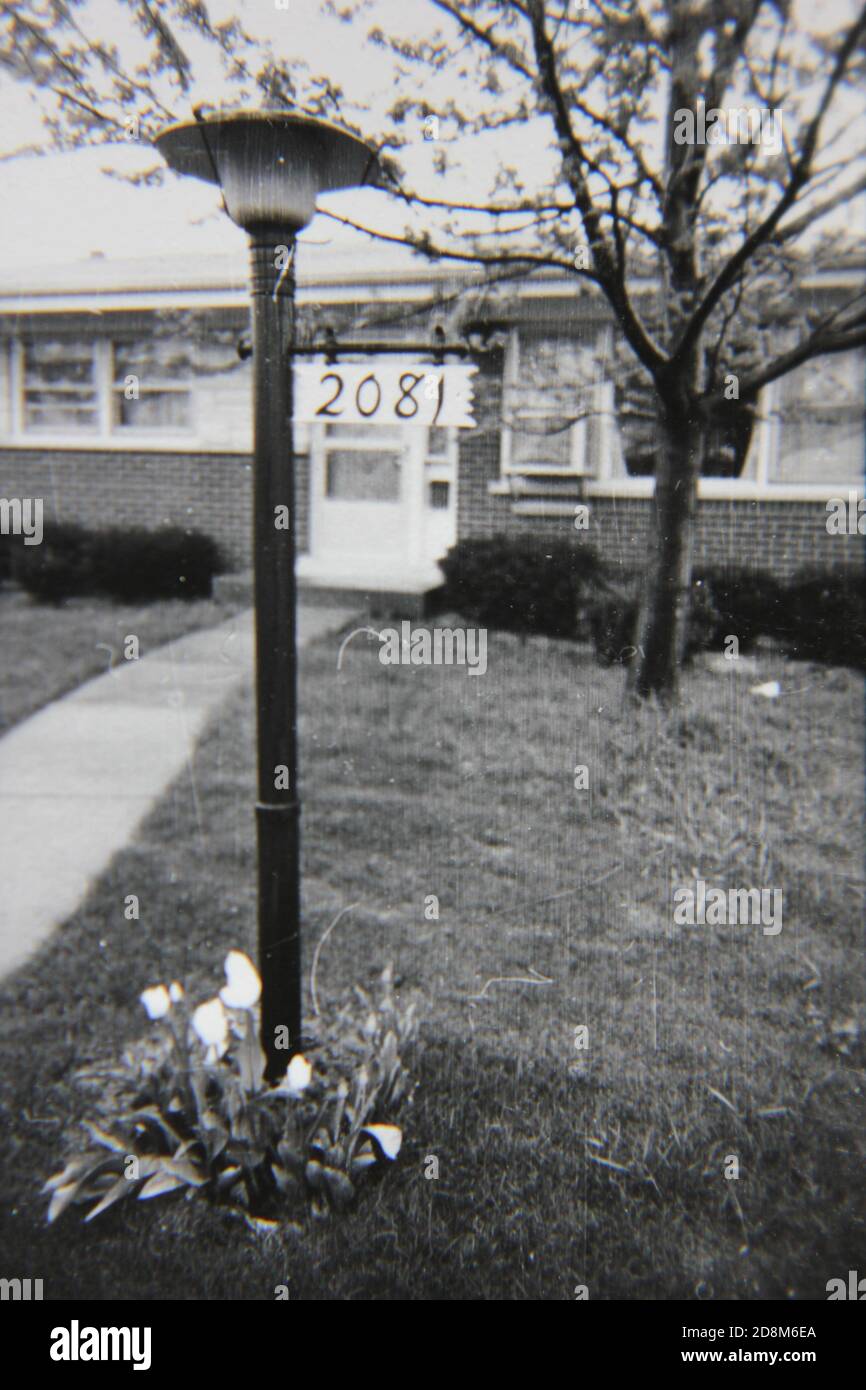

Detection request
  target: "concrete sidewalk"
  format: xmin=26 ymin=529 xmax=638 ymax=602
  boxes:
xmin=0 ymin=605 xmax=354 ymax=980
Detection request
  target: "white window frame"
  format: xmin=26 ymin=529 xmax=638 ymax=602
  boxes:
xmin=6 ymin=336 xmax=199 ymax=452
xmin=500 ymin=328 xmax=609 ymax=478
xmin=14 ymin=336 xmax=102 ymax=438
xmin=110 ymin=338 xmax=196 ymax=437
xmin=424 ymin=424 xmax=457 ymax=511
xmin=584 ymin=376 xmax=864 ymax=502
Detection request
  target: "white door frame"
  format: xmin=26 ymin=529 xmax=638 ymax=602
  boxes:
xmin=307 ymin=422 xmax=456 ymax=584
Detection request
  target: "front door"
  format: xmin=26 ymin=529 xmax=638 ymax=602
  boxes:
xmin=312 ymin=423 xmax=408 ymax=570
xmin=309 ymin=422 xmax=457 ymax=580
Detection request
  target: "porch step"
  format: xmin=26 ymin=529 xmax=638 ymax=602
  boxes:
xmin=296 ymin=577 xmax=439 ymax=619
xmin=214 ymin=567 xmax=442 ymax=619
xmin=213 ymin=570 xmax=253 ymax=604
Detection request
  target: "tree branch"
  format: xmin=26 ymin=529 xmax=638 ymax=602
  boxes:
xmin=524 ymin=0 xmax=665 ymax=374
xmin=674 ymin=3 xmax=866 ymax=364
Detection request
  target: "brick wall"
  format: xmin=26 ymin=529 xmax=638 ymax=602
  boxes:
xmin=457 ymin=358 xmax=864 ymax=578
xmin=0 ymin=448 xmax=310 ymax=572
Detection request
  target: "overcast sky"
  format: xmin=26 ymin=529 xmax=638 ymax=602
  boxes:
xmin=1 ymin=0 xmax=863 ymax=274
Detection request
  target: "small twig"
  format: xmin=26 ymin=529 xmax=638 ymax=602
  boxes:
xmin=706 ymin=1084 xmax=741 ymax=1118
xmin=726 ymin=1183 xmax=750 ymax=1241
xmin=309 ymin=903 xmax=360 ymax=1016
xmin=466 ymin=966 xmax=553 ymax=1002
xmin=587 ymin=1153 xmax=632 ymax=1175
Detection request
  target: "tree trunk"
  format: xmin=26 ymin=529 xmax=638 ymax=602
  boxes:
xmin=629 ymin=408 xmax=701 ymax=701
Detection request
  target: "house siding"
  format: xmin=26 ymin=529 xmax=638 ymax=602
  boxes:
xmin=1 ymin=298 xmax=862 ymax=587
xmin=470 ymin=493 xmax=863 ymax=579
xmin=0 ymin=447 xmax=311 ymax=571
xmin=457 ymin=358 xmax=864 ymax=577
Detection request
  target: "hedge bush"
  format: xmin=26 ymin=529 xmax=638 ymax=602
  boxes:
xmin=438 ymin=536 xmax=606 ymax=640
xmin=777 ymin=570 xmax=866 ymax=671
xmin=587 ymin=565 xmax=865 ymax=672
xmin=0 ymin=533 xmax=19 ymax=584
xmin=587 ymin=573 xmax=718 ymax=667
xmin=12 ymin=523 xmax=224 ymax=604
xmin=441 ymin=536 xmax=865 ymax=674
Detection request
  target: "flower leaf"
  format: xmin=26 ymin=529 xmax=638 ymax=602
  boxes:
xmin=84 ymin=1176 xmax=139 ymax=1222
xmin=120 ymin=1107 xmax=183 ymax=1150
xmin=138 ymin=1170 xmax=187 ymax=1200
xmin=163 ymin=1157 xmax=208 ymax=1187
xmin=42 ymin=1156 xmax=103 ymax=1194
xmin=82 ymin=1123 xmax=128 ymax=1153
xmin=47 ymin=1181 xmax=84 ymax=1224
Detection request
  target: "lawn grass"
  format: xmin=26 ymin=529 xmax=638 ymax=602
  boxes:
xmin=0 ymin=583 xmax=243 ymax=736
xmin=0 ymin=624 xmax=863 ymax=1300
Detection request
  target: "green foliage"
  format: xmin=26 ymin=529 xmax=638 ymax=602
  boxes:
xmin=43 ymin=957 xmax=415 ymax=1226
xmin=586 ymin=574 xmax=641 ymax=666
xmin=0 ymin=533 xmax=18 ymax=583
xmin=777 ymin=570 xmax=866 ymax=671
xmin=587 ymin=566 xmax=865 ymax=672
xmin=12 ymin=523 xmax=224 ymax=604
xmin=686 ymin=569 xmax=783 ymax=653
xmin=583 ymin=569 xmax=716 ymax=667
xmin=439 ymin=535 xmax=606 ymax=640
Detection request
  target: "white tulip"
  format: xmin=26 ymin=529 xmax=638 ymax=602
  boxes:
xmin=168 ymin=981 xmax=185 ymax=1003
xmin=139 ymin=985 xmax=171 ymax=1020
xmin=192 ymin=998 xmax=229 ymax=1061
xmin=281 ymin=1054 xmax=312 ymax=1098
xmin=219 ymin=950 xmax=262 ymax=1009
xmin=750 ymin=680 xmax=781 ymax=698
xmin=361 ymin=1124 xmax=403 ymax=1160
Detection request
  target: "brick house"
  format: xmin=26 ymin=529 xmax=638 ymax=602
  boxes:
xmin=0 ymin=244 xmax=863 ymax=608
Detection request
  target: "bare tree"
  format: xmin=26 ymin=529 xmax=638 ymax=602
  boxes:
xmin=2 ymin=0 xmax=865 ymax=697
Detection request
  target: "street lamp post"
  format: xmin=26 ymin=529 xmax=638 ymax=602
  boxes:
xmin=154 ymin=111 xmax=377 ymax=1080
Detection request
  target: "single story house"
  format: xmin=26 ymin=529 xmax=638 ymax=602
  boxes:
xmin=0 ymin=241 xmax=863 ymax=608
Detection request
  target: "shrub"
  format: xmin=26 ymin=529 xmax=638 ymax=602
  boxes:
xmin=91 ymin=526 xmax=224 ymax=602
xmin=439 ymin=536 xmax=606 ymax=640
xmin=0 ymin=532 xmax=20 ymax=585
xmin=12 ymin=523 xmax=224 ymax=604
xmin=692 ymin=568 xmax=784 ymax=652
xmin=777 ymin=570 xmax=866 ymax=671
xmin=587 ymin=576 xmax=640 ymax=666
xmin=588 ymin=565 xmax=865 ymax=672
xmin=588 ymin=572 xmax=721 ymax=666
xmin=11 ymin=523 xmax=99 ymax=603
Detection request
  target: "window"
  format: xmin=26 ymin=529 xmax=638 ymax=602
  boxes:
xmin=21 ymin=339 xmax=98 ymax=433
xmin=619 ymin=409 xmax=755 ymax=478
xmin=773 ymin=351 xmax=865 ymax=485
xmin=617 ymin=359 xmax=756 ymax=479
xmin=14 ymin=334 xmax=197 ymax=439
xmin=322 ymin=424 xmax=403 ymax=502
xmin=427 ymin=426 xmax=450 ymax=459
xmin=112 ymin=339 xmax=193 ymax=432
xmin=502 ymin=331 xmax=605 ymax=475
xmin=325 ymin=451 xmax=401 ymax=501
xmin=425 ymin=424 xmax=455 ymax=509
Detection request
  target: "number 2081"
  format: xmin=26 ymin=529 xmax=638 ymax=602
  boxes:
xmin=315 ymin=370 xmax=445 ymax=424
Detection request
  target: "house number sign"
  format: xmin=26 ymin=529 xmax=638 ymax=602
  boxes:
xmin=293 ymin=362 xmax=477 ymax=428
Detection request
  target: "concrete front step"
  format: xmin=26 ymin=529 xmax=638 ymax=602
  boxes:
xmin=213 ymin=570 xmax=254 ymax=604
xmin=297 ymin=580 xmax=439 ymax=619
xmin=216 ymin=567 xmax=443 ymax=619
